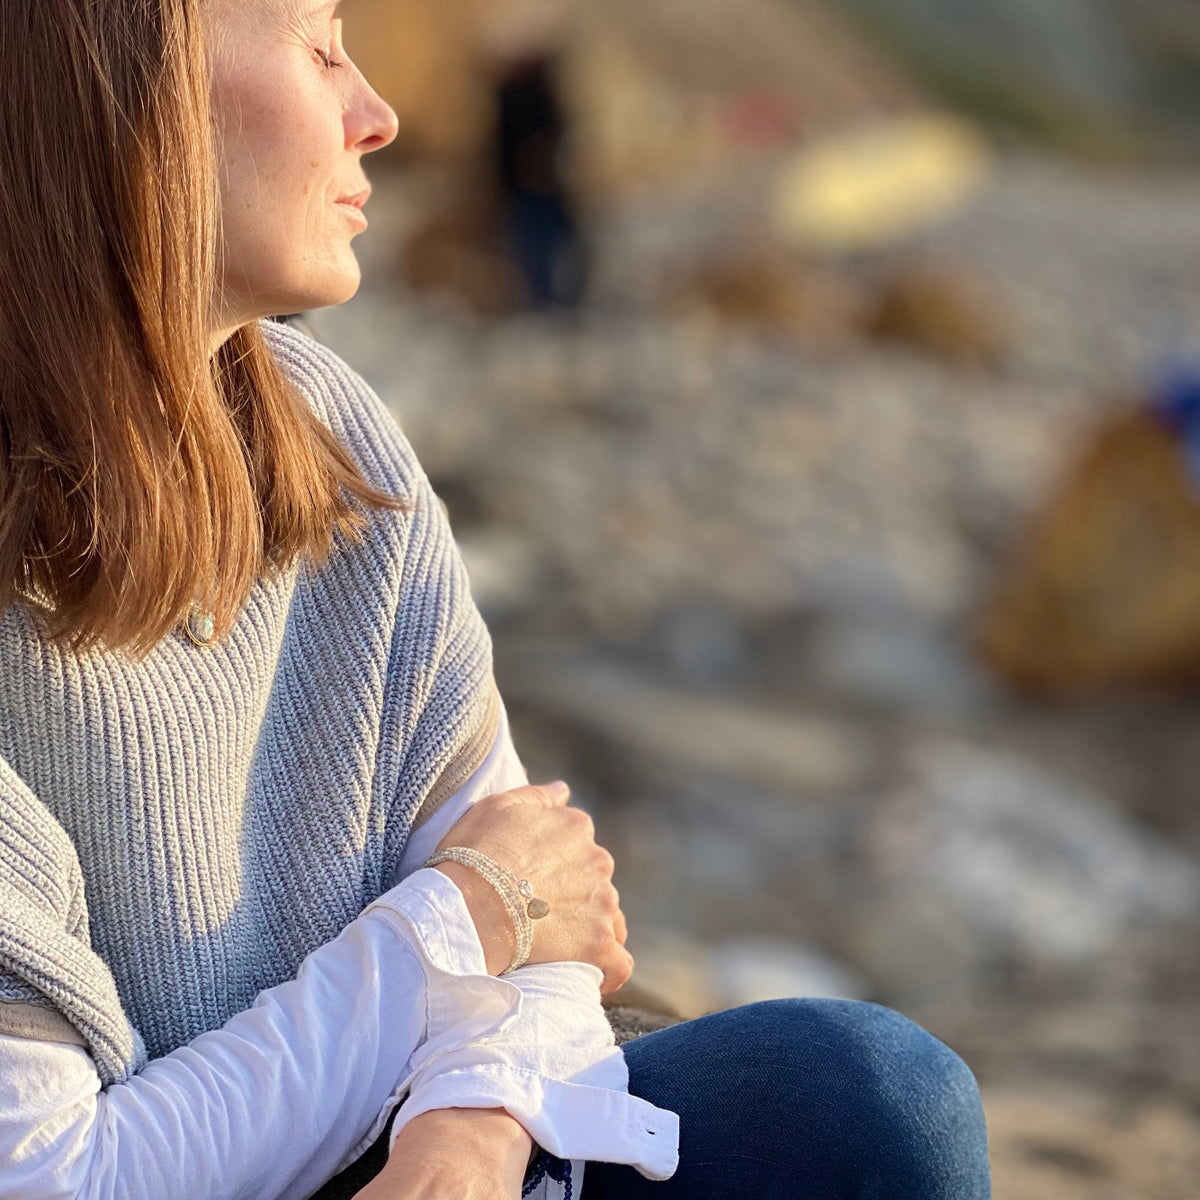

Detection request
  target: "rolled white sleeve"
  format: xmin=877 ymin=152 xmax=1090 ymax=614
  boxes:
xmin=374 ymin=877 xmax=678 ymax=1180
xmin=384 ymin=702 xmax=681 ymax=1192
xmin=0 ymin=869 xmax=521 ymax=1200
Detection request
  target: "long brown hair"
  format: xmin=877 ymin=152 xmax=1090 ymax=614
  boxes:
xmin=0 ymin=0 xmax=398 ymax=657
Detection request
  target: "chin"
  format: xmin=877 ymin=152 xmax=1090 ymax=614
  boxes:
xmin=309 ymin=261 xmax=363 ymax=310
xmin=272 ymin=273 xmax=361 ymax=316
xmin=228 ymin=252 xmax=362 ymax=322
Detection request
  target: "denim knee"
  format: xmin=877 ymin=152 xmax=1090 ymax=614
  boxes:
xmin=606 ymin=997 xmax=989 ymax=1199
xmin=755 ymin=998 xmax=988 ymax=1188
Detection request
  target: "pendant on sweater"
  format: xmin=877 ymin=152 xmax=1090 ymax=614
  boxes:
xmin=184 ymin=606 xmax=216 ymax=647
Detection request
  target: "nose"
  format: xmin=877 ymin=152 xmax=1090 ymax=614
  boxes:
xmin=345 ymin=70 xmax=399 ymax=155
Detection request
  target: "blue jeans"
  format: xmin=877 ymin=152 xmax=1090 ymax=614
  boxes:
xmin=578 ymin=998 xmax=991 ymax=1199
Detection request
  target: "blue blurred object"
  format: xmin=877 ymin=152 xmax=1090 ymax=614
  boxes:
xmin=1150 ymin=362 xmax=1200 ymax=493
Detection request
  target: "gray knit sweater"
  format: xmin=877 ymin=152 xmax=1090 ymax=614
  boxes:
xmin=0 ymin=319 xmax=499 ymax=1086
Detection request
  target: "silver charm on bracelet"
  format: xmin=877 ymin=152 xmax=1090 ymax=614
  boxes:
xmin=517 ymin=878 xmax=551 ymax=920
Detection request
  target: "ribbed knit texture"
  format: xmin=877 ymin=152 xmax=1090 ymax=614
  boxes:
xmin=0 ymin=319 xmax=498 ymax=1086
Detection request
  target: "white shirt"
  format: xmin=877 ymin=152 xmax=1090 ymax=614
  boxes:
xmin=0 ymin=707 xmax=679 ymax=1199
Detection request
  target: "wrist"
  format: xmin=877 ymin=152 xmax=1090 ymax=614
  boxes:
xmin=385 ymin=1106 xmax=535 ymax=1178
xmin=431 ymin=862 xmax=516 ymax=976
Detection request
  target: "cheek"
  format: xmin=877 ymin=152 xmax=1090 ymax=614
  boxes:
xmin=301 ymin=160 xmax=324 ymax=198
xmin=223 ymin=140 xmax=322 ymax=244
xmin=212 ymin=76 xmax=345 ymax=255
xmin=215 ymin=70 xmax=327 ymax=189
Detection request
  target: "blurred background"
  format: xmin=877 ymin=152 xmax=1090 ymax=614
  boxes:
xmin=310 ymin=1 xmax=1200 ymax=1195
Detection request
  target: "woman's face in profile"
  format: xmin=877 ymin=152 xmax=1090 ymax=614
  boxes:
xmin=207 ymin=0 xmax=398 ymax=336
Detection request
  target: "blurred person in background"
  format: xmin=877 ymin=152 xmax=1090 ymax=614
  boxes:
xmin=494 ymin=50 xmax=588 ymax=308
xmin=0 ymin=2 xmax=989 ymax=1199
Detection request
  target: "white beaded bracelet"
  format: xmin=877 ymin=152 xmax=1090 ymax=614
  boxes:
xmin=425 ymin=846 xmax=549 ymax=974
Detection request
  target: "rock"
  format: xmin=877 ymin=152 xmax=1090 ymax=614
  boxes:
xmin=976 ymin=408 xmax=1200 ymax=694
xmin=669 ymin=255 xmax=865 ymax=347
xmin=711 ymin=937 xmax=868 ymax=1007
xmin=838 ymin=892 xmax=978 ymax=1004
xmin=624 ymin=933 xmax=869 ymax=1021
xmin=802 ymin=611 xmax=999 ymax=716
xmin=398 ymin=169 xmax=527 ymax=315
xmin=320 ymin=153 xmax=1200 ymax=641
xmin=455 ymin=527 xmax=547 ymax=617
xmin=602 ymin=1003 xmax=684 ymax=1045
xmin=499 ymin=647 xmax=878 ymax=795
xmin=863 ymin=741 xmax=1200 ymax=978
xmin=650 ymin=601 xmax=749 ymax=686
xmin=622 ymin=930 xmax=721 ymax=1021
xmin=983 ymin=1082 xmax=1200 ymax=1200
xmin=865 ymin=261 xmax=1005 ymax=367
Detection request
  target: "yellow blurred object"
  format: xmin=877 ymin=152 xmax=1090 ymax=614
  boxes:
xmin=771 ymin=114 xmax=991 ymax=253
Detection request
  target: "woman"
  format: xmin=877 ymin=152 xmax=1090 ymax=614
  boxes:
xmin=0 ymin=2 xmax=991 ymax=1198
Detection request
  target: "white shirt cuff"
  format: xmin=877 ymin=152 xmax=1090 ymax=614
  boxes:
xmin=370 ymin=874 xmax=680 ymax=1183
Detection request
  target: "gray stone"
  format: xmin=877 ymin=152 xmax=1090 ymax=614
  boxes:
xmin=711 ymin=937 xmax=869 ymax=1006
xmin=802 ymin=612 xmax=1000 ymax=715
xmin=866 ymin=741 xmax=1200 ymax=971
xmin=500 ymin=649 xmax=878 ymax=795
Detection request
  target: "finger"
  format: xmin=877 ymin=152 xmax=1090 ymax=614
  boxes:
xmin=492 ymin=782 xmax=571 ymax=811
xmin=567 ymin=805 xmax=595 ymax=837
xmin=600 ymin=947 xmax=635 ymax=996
xmin=497 ymin=781 xmax=570 ymax=809
xmin=613 ymin=907 xmax=628 ymax=946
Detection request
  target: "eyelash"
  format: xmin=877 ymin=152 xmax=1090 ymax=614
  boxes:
xmin=315 ymin=48 xmax=344 ymax=70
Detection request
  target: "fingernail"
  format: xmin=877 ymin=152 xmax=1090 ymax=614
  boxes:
xmin=547 ymin=780 xmax=569 ymax=799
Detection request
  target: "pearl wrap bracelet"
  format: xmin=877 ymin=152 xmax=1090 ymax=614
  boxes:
xmin=424 ymin=846 xmax=548 ymax=975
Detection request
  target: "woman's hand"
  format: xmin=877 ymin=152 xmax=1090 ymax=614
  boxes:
xmin=430 ymin=782 xmax=633 ymax=994
xmin=351 ymin=1107 xmax=533 ymax=1200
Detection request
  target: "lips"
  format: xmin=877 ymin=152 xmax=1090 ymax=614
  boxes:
xmin=336 ymin=188 xmax=371 ymax=209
